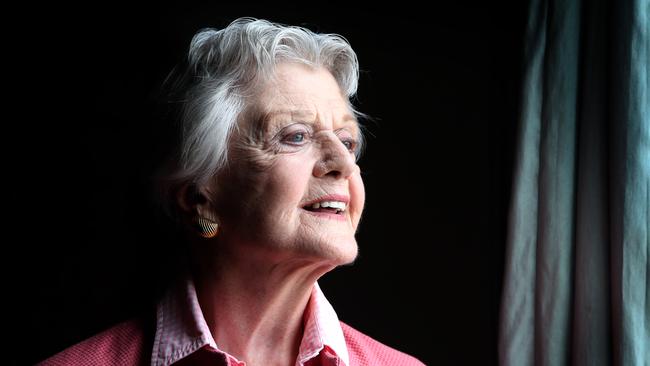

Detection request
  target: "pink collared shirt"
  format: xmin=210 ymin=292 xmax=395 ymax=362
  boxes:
xmin=152 ymin=277 xmax=350 ymax=366
xmin=38 ymin=278 xmax=425 ymax=366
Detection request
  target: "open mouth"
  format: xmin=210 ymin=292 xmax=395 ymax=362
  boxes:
xmin=302 ymin=200 xmax=347 ymax=216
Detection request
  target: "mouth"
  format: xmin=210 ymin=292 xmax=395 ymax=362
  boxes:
xmin=301 ymin=195 xmax=349 ymax=219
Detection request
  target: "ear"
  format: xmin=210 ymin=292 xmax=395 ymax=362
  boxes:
xmin=176 ymin=183 xmax=215 ymax=218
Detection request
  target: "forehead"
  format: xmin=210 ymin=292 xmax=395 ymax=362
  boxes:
xmin=247 ymin=63 xmax=359 ymax=132
xmin=257 ymin=64 xmax=348 ymax=110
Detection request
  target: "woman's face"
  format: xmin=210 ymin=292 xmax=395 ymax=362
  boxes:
xmin=209 ymin=63 xmax=365 ymax=266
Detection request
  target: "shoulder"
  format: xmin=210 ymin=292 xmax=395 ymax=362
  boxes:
xmin=37 ymin=318 xmax=152 ymax=366
xmin=340 ymin=321 xmax=425 ymax=366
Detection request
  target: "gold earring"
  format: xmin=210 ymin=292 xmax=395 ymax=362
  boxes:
xmin=192 ymin=216 xmax=219 ymax=238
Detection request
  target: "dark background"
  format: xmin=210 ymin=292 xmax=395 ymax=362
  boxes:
xmin=9 ymin=2 xmax=526 ymax=365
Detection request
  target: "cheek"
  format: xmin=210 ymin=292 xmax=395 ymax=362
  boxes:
xmin=225 ymin=133 xmax=315 ymax=216
xmin=256 ymin=155 xmax=314 ymax=215
xmin=350 ymin=168 xmax=365 ymax=227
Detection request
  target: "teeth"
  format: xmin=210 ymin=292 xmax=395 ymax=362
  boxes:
xmin=311 ymin=200 xmax=347 ymax=211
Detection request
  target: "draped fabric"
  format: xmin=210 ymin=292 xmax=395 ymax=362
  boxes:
xmin=498 ymin=0 xmax=649 ymax=364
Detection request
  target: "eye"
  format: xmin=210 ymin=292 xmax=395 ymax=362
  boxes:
xmin=281 ymin=127 xmax=311 ymax=146
xmin=289 ymin=132 xmax=306 ymax=143
xmin=336 ymin=128 xmax=359 ymax=154
xmin=341 ymin=139 xmax=357 ymax=152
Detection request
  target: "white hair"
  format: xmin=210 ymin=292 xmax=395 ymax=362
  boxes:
xmin=154 ymin=17 xmax=364 ymax=221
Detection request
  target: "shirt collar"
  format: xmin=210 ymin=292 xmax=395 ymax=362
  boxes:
xmin=151 ymin=275 xmax=350 ymax=366
xmin=297 ymin=282 xmax=350 ymax=366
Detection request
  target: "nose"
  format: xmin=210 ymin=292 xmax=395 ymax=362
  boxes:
xmin=313 ymin=134 xmax=357 ymax=180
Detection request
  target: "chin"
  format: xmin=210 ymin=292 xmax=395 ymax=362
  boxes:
xmin=291 ymin=236 xmax=357 ymax=267
xmin=322 ymin=238 xmax=359 ymax=266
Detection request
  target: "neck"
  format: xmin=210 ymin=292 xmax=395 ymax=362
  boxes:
xmin=192 ymin=246 xmax=335 ymax=366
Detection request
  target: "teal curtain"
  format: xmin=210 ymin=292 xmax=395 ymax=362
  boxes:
xmin=498 ymin=0 xmax=649 ymax=364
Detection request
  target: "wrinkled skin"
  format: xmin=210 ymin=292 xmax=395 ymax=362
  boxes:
xmin=197 ymin=62 xmax=366 ymax=267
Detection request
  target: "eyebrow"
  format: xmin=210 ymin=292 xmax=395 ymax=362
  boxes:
xmin=264 ymin=110 xmax=315 ymax=123
xmin=263 ymin=109 xmax=359 ymax=129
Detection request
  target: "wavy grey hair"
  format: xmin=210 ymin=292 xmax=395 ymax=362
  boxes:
xmin=154 ymin=17 xmax=364 ymax=221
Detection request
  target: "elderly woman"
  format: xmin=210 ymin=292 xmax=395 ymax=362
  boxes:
xmin=39 ymin=18 xmax=424 ymax=366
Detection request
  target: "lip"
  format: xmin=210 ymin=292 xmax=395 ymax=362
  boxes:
xmin=302 ymin=209 xmax=348 ymax=221
xmin=301 ymin=194 xmax=350 ymax=208
xmin=300 ymin=194 xmax=350 ymax=222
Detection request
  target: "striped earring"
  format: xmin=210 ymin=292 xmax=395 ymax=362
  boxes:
xmin=192 ymin=216 xmax=219 ymax=238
